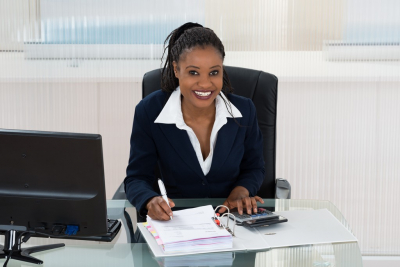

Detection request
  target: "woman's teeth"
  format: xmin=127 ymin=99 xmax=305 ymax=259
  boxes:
xmin=194 ymin=91 xmax=212 ymax=96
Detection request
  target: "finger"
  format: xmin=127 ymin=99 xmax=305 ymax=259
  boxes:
xmin=237 ymin=199 xmax=243 ymax=215
xmin=147 ymin=209 xmax=156 ymax=220
xmin=159 ymin=199 xmax=173 ymax=219
xmin=154 ymin=205 xmax=171 ymax=221
xmin=146 ymin=198 xmax=158 ymax=220
xmin=147 ymin=202 xmax=168 ymax=221
xmin=251 ymin=197 xmax=257 ymax=213
xmin=168 ymin=198 xmax=175 ymax=208
xmin=218 ymin=201 xmax=229 ymax=213
xmin=244 ymin=197 xmax=252 ymax=214
xmin=255 ymin=196 xmax=264 ymax=203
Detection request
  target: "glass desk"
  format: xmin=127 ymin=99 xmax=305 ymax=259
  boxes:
xmin=1 ymin=199 xmax=363 ymax=267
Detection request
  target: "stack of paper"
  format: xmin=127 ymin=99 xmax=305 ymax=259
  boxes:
xmin=145 ymin=205 xmax=232 ymax=254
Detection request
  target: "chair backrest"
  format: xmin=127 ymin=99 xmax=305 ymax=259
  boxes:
xmin=142 ymin=66 xmax=278 ymax=199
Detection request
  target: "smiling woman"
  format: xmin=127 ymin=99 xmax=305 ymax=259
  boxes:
xmin=124 ymin=23 xmax=265 ymax=228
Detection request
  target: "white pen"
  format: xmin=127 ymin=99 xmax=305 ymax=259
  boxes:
xmin=158 ymin=178 xmax=173 ymax=220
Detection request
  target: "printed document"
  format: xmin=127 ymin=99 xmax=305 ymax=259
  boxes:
xmin=146 ymin=205 xmax=232 ymax=253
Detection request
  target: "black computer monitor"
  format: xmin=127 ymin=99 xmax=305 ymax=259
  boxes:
xmin=0 ymin=129 xmax=108 ymax=265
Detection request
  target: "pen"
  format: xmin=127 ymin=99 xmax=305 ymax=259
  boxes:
xmin=158 ymin=178 xmax=173 ymax=220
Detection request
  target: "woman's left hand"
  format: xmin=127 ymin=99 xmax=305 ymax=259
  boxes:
xmin=219 ymin=186 xmax=264 ymax=215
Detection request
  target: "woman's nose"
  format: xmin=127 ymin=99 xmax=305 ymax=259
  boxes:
xmin=197 ymin=75 xmax=212 ymax=88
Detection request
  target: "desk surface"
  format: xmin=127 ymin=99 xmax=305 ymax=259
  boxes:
xmin=2 ymin=242 xmax=361 ymax=267
xmin=1 ymin=199 xmax=363 ymax=267
xmin=109 ymin=198 xmax=355 ymax=231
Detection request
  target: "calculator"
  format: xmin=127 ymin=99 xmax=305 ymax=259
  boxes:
xmin=226 ymin=208 xmax=288 ymax=228
xmin=228 ymin=208 xmax=279 ymax=223
xmin=242 ymin=215 xmax=288 ymax=228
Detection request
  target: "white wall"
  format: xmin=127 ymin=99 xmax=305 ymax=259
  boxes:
xmin=277 ymin=80 xmax=400 ymax=255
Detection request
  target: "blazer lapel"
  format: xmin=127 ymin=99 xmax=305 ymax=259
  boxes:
xmin=157 ymin=123 xmax=205 ymax=179
xmin=208 ymin=118 xmax=240 ymax=175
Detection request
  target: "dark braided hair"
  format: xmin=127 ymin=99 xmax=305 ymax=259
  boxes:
xmin=161 ymin=22 xmax=233 ymax=95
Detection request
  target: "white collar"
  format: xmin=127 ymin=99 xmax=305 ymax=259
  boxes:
xmin=154 ymin=87 xmax=242 ymax=125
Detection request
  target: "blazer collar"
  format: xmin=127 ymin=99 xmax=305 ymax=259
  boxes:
xmin=157 ymin=120 xmax=240 ymax=179
xmin=154 ymin=87 xmax=242 ymax=179
xmin=208 ymin=118 xmax=240 ymax=175
xmin=154 ymin=86 xmax=242 ymax=126
xmin=157 ymin=123 xmax=205 ymax=179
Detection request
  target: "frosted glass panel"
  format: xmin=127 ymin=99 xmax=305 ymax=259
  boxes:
xmin=1 ymin=0 xmax=399 ymax=256
xmin=345 ymin=0 xmax=400 ymax=43
xmin=39 ymin=0 xmax=204 ymax=45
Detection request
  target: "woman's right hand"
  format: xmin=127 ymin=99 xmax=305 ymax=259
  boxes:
xmin=146 ymin=196 xmax=175 ymax=220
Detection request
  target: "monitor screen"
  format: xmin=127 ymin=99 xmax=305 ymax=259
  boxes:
xmin=0 ymin=129 xmax=108 ymax=237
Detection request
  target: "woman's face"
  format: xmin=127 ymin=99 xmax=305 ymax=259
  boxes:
xmin=173 ymin=45 xmax=223 ymax=110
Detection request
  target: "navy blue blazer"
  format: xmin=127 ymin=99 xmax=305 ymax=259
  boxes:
xmin=124 ymin=90 xmax=265 ymax=214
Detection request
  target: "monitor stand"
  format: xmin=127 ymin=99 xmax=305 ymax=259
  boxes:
xmin=0 ymin=230 xmax=65 ymax=265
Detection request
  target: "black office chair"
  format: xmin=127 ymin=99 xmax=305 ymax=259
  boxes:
xmin=113 ymin=66 xmax=291 ymax=242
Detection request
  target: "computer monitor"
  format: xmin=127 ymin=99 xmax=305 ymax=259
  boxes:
xmin=0 ymin=129 xmax=108 ymax=265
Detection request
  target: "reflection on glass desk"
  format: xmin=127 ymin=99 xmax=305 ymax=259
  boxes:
xmin=1 ymin=199 xmax=363 ymax=267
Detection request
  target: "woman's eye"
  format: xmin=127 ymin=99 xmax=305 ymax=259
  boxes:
xmin=189 ymin=71 xmax=199 ymax=75
xmin=210 ymin=70 xmax=219 ymax=76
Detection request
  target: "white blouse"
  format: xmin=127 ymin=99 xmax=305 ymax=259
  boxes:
xmin=154 ymin=87 xmax=242 ymax=175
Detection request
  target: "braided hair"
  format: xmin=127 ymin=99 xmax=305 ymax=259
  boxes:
xmin=161 ymin=22 xmax=233 ymax=95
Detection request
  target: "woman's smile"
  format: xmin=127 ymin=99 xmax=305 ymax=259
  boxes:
xmin=193 ymin=90 xmax=214 ymax=100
